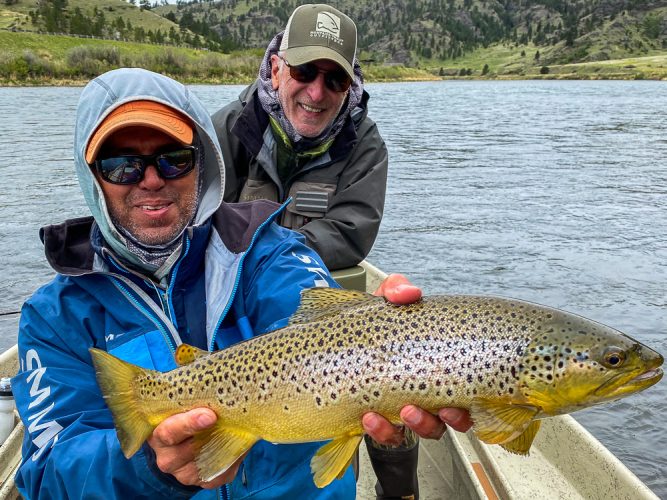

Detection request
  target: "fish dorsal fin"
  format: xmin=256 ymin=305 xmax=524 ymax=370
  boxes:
xmin=500 ymin=420 xmax=542 ymax=455
xmin=289 ymin=288 xmax=381 ymax=325
xmin=174 ymin=344 xmax=209 ymax=366
xmin=470 ymin=398 xmax=539 ymax=445
xmin=310 ymin=434 xmax=363 ymax=488
xmin=194 ymin=424 xmax=259 ymax=482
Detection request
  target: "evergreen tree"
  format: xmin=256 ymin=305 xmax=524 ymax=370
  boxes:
xmin=38 ymin=0 xmax=68 ymax=32
xmin=70 ymin=7 xmax=91 ymax=36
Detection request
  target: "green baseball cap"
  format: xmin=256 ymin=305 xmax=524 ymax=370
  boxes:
xmin=279 ymin=4 xmax=357 ymax=80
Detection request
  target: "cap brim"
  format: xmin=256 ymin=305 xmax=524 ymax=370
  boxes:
xmin=284 ymin=47 xmax=354 ymax=81
xmin=85 ymin=101 xmax=194 ymax=164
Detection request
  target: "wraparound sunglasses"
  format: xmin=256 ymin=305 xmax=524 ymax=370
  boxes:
xmin=92 ymin=146 xmax=197 ymax=185
xmin=280 ymin=57 xmax=352 ymax=93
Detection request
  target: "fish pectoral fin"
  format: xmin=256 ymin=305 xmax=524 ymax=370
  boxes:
xmin=470 ymin=398 xmax=539 ymax=445
xmin=289 ymin=288 xmax=381 ymax=325
xmin=310 ymin=434 xmax=363 ymax=488
xmin=174 ymin=343 xmax=209 ymax=366
xmin=193 ymin=424 xmax=258 ymax=482
xmin=500 ymin=420 xmax=541 ymax=455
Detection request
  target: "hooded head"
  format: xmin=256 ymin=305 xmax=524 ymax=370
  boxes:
xmin=74 ymin=68 xmax=224 ymax=277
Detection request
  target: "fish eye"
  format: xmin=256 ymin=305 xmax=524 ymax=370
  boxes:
xmin=603 ymin=348 xmax=626 ymax=368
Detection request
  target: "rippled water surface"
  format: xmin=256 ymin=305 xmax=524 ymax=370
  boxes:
xmin=0 ymin=81 xmax=665 ymax=495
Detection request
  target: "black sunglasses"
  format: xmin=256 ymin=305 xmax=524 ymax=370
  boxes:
xmin=280 ymin=57 xmax=352 ymax=93
xmin=93 ymin=146 xmax=197 ymax=185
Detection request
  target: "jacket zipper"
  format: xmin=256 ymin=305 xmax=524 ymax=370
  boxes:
xmin=211 ymin=202 xmax=288 ymax=499
xmin=109 ymin=277 xmax=176 ymax=353
xmin=209 ymin=201 xmax=288 ymax=350
xmin=165 ymin=237 xmax=191 ymax=331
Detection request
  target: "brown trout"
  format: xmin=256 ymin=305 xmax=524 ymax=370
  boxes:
xmin=90 ymin=288 xmax=663 ymax=488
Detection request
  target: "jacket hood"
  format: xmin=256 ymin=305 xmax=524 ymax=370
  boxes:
xmin=73 ymin=68 xmax=224 ymax=272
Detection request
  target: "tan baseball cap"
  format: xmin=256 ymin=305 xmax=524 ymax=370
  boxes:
xmin=279 ymin=4 xmax=357 ymax=80
xmin=85 ymin=100 xmax=194 ymax=164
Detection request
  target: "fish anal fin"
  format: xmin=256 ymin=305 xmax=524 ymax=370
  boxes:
xmin=500 ymin=420 xmax=541 ymax=455
xmin=174 ymin=343 xmax=209 ymax=366
xmin=193 ymin=424 xmax=258 ymax=482
xmin=311 ymin=434 xmax=363 ymax=488
xmin=471 ymin=398 xmax=539 ymax=445
xmin=289 ymin=288 xmax=380 ymax=325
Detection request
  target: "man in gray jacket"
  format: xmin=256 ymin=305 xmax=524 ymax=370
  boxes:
xmin=212 ymin=4 xmax=428 ymax=498
xmin=212 ymin=3 xmax=387 ymax=272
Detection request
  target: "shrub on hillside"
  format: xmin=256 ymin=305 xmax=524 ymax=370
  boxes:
xmin=66 ymin=46 xmax=121 ymax=76
xmin=21 ymin=50 xmax=55 ymax=77
xmin=130 ymin=49 xmax=188 ymax=75
xmin=195 ymin=53 xmax=260 ymax=80
xmin=0 ymin=50 xmax=55 ymax=78
xmin=0 ymin=51 xmax=29 ymax=78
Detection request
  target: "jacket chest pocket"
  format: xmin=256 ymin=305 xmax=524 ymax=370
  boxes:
xmin=282 ymin=181 xmax=336 ymax=230
xmin=239 ymin=178 xmax=279 ymax=203
xmin=107 ymin=330 xmax=177 ymax=372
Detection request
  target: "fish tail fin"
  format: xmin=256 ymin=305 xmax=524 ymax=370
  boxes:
xmin=89 ymin=348 xmax=155 ymax=458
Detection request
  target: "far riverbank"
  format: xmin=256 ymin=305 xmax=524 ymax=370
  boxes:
xmin=2 ymin=31 xmax=667 ymax=86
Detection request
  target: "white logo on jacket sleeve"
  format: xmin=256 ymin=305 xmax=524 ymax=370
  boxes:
xmin=23 ymin=349 xmax=63 ymax=460
xmin=291 ymin=252 xmax=329 ymax=287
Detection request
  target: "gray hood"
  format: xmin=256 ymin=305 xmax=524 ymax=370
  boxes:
xmin=73 ymin=68 xmax=224 ymax=275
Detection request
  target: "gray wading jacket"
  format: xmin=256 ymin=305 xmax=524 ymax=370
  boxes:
xmin=211 ymin=82 xmax=388 ymax=270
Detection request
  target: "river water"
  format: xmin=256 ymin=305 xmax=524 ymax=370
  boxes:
xmin=0 ymin=80 xmax=665 ymax=495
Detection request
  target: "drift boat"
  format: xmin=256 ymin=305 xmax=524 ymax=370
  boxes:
xmin=0 ymin=261 xmax=659 ymax=499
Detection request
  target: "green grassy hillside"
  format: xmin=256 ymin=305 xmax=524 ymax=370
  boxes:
xmin=0 ymin=30 xmax=261 ymax=85
xmin=2 ymin=0 xmax=175 ymax=32
xmin=0 ymin=0 xmax=205 ymax=47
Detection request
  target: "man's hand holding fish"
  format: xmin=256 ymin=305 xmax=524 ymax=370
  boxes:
xmin=147 ymin=408 xmax=233 ymax=489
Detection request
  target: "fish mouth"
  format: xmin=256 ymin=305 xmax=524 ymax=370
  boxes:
xmin=594 ymin=367 xmax=663 ymax=399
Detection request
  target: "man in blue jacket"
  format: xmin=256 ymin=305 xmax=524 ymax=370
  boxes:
xmin=12 ymin=68 xmax=471 ymax=499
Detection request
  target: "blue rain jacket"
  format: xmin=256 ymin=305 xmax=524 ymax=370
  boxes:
xmin=11 ymin=68 xmax=356 ymax=500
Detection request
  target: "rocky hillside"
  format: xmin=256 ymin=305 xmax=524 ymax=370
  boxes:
xmin=157 ymin=0 xmax=667 ymax=65
xmin=2 ymin=0 xmax=666 ymax=65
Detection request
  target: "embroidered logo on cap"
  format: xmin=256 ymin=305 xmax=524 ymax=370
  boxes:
xmin=316 ymin=12 xmax=340 ymax=36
